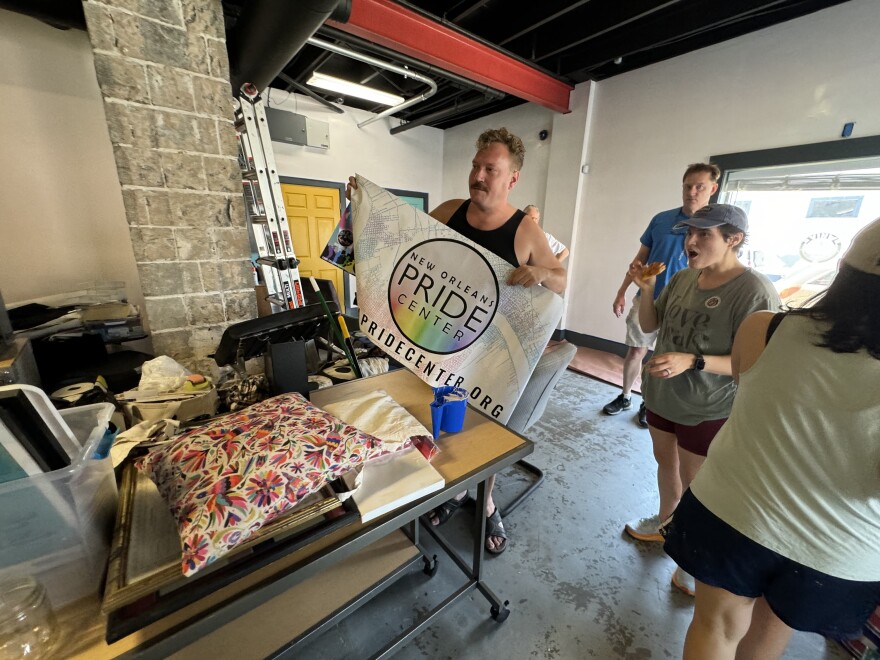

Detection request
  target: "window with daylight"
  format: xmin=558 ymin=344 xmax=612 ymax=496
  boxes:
xmin=711 ymin=136 xmax=880 ymax=308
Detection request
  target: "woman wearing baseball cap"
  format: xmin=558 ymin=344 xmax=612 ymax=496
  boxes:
xmin=626 ymin=203 xmax=781 ymax=596
xmin=663 ymin=217 xmax=880 ymax=657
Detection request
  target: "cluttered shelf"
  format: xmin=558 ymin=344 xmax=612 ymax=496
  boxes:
xmin=7 ymin=282 xmax=146 ymax=346
xmin=2 ymin=282 xmax=152 ymax=403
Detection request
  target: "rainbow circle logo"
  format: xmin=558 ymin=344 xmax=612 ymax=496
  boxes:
xmin=388 ymin=239 xmax=499 ymax=355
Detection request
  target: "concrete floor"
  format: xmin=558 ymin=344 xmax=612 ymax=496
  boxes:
xmin=294 ymin=371 xmax=850 ymax=659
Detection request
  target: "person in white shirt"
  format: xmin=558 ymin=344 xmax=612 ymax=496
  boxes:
xmin=663 ymin=217 xmax=880 ymax=658
xmin=524 ymin=205 xmax=569 ymax=263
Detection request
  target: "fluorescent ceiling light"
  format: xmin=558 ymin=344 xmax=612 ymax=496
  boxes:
xmin=307 ymin=72 xmax=404 ymax=106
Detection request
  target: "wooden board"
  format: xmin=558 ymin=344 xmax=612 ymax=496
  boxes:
xmin=170 ymin=531 xmax=419 ymax=659
xmin=62 ymin=531 xmax=419 ymax=660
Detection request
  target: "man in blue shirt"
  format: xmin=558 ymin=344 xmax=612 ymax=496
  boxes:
xmin=604 ymin=164 xmax=720 ymax=431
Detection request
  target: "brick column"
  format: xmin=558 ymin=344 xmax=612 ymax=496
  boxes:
xmin=81 ymin=0 xmax=255 ymax=376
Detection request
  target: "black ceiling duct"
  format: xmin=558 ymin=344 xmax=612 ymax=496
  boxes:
xmin=228 ymin=0 xmax=351 ymax=96
xmin=0 ymin=0 xmax=86 ymax=31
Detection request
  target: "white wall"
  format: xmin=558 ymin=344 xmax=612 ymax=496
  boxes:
xmin=543 ymin=81 xmax=596 ymax=324
xmin=0 ymin=10 xmax=143 ymax=310
xmin=571 ymin=0 xmax=880 ymax=343
xmin=268 ymin=90 xmax=444 ymax=205
xmin=442 ymin=102 xmax=556 ymax=211
xmin=543 ymin=82 xmax=594 ymax=254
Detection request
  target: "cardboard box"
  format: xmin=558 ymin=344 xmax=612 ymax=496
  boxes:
xmin=122 ymin=387 xmax=219 ymax=424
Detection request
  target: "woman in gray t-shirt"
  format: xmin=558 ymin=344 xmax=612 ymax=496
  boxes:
xmin=623 ymin=203 xmax=779 ymax=597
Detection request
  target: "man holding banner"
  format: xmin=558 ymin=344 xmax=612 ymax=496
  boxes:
xmin=349 ymin=127 xmax=566 ymax=554
xmin=428 ymin=129 xmax=566 ymax=295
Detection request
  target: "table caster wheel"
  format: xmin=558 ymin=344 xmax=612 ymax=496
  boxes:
xmin=422 ymin=554 xmax=438 ymax=576
xmin=490 ymin=600 xmax=510 ymax=623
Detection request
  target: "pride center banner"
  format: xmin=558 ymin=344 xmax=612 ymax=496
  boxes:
xmin=351 ymin=176 xmax=563 ymax=424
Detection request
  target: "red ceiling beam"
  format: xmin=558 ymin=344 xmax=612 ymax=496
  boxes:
xmin=327 ymin=0 xmax=572 ymax=114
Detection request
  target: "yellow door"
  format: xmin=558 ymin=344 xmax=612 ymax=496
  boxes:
xmin=281 ymin=183 xmax=346 ymax=307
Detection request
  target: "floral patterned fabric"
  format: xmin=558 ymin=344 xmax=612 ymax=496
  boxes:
xmin=135 ymin=393 xmax=395 ymax=576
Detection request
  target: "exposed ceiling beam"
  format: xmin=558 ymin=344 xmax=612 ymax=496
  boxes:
xmin=451 ymin=0 xmax=492 ymax=23
xmin=497 ymin=0 xmax=593 ymax=47
xmin=327 ymin=0 xmax=572 ymax=114
xmin=410 ymin=86 xmax=471 ymax=116
xmin=432 ymin=95 xmax=525 ymax=130
xmin=391 ymin=94 xmax=496 ymax=134
xmin=291 ymin=49 xmax=335 ymax=83
xmin=278 ymin=73 xmax=345 ymax=113
xmin=536 ymin=0 xmax=684 ymax=63
xmin=561 ymin=0 xmax=793 ymax=77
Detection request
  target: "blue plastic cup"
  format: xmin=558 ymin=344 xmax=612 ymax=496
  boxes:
xmin=430 ymin=401 xmax=444 ymax=439
xmin=430 ymin=386 xmax=468 ymax=438
xmin=440 ymin=398 xmax=466 ymax=433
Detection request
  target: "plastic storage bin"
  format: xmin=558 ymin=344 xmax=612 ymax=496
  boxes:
xmin=0 ymin=403 xmax=117 ymax=607
xmin=58 ymin=403 xmax=115 ymax=454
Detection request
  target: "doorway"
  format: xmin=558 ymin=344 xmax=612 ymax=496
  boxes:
xmin=279 ymin=178 xmax=347 ymax=309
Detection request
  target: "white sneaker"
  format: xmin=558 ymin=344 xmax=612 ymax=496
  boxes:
xmin=624 ymin=514 xmax=664 ymax=542
xmin=672 ymin=566 xmax=696 ymax=597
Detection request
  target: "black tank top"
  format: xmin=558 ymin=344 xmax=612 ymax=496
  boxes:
xmin=446 ymin=200 xmax=524 ymax=267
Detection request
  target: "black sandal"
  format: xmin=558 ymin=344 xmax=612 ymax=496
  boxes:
xmin=485 ymin=508 xmax=508 ymax=555
xmin=429 ymin=494 xmax=470 ymax=526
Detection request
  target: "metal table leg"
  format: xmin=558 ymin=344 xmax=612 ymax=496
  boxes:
xmin=418 ymin=479 xmax=510 ymax=622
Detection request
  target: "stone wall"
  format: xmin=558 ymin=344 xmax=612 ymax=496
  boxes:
xmin=81 ymin=0 xmax=255 ymax=375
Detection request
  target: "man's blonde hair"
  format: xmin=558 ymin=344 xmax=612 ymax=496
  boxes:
xmin=475 ymin=127 xmax=525 ymax=172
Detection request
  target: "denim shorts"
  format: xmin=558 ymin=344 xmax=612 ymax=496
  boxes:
xmin=663 ymin=489 xmax=880 ymax=639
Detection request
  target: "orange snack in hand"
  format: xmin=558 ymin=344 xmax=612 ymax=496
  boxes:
xmin=640 ymin=262 xmax=667 ymax=278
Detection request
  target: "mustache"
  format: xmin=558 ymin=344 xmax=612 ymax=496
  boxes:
xmin=470 ymin=183 xmax=488 ymax=191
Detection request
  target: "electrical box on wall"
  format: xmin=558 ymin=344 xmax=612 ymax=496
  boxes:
xmin=305 ymin=117 xmax=330 ymax=149
xmin=265 ymin=107 xmax=330 ymax=149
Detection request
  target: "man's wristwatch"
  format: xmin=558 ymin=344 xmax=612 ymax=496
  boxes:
xmin=692 ymin=355 xmax=706 ymax=371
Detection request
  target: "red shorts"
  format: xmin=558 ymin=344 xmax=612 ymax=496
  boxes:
xmin=645 ymin=409 xmax=727 ymax=457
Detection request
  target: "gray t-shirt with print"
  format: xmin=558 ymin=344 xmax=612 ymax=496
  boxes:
xmin=642 ymin=268 xmax=780 ymax=425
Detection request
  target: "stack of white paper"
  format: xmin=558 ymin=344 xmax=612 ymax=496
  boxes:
xmin=348 ymin=449 xmax=444 ymax=523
